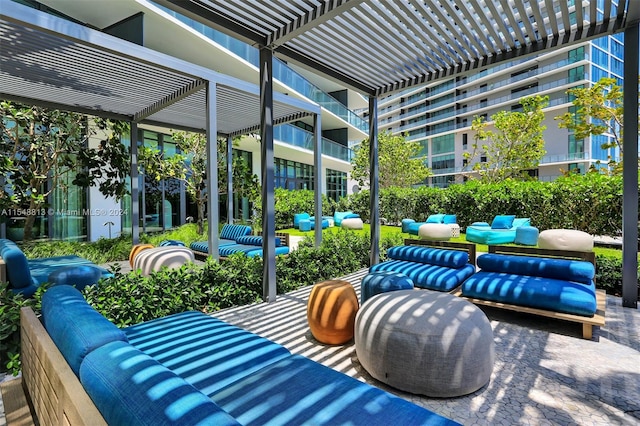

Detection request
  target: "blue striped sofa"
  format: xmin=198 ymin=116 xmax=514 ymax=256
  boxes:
xmin=36 ymin=285 xmax=457 ymax=426
xmin=370 ymin=245 xmax=476 ymax=292
xmin=190 ymin=224 xmax=252 ymax=255
xmin=218 ymin=235 xmax=289 ymax=258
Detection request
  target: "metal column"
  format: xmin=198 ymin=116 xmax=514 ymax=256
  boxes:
xmin=206 ymin=82 xmax=220 ymax=261
xmin=260 ymin=47 xmax=277 ymax=302
xmin=622 ymin=20 xmax=639 ymax=308
xmin=314 ymin=113 xmax=322 ymax=247
xmin=227 ymin=135 xmax=234 ymax=224
xmin=369 ymin=97 xmax=380 ymax=265
xmin=130 ymin=122 xmax=140 ymax=244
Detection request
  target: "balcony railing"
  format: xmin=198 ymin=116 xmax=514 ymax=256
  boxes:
xmin=274 ymin=124 xmax=353 ymax=162
xmin=160 ymin=7 xmax=368 ymax=132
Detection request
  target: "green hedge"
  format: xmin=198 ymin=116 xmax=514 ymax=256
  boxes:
xmin=342 ymin=173 xmax=630 ymax=236
xmin=0 ymin=230 xmax=401 ymax=375
xmin=252 ymin=188 xmax=338 ymax=230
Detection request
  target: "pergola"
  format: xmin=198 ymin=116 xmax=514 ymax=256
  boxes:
xmin=0 ymin=0 xmax=322 ymax=281
xmin=154 ymin=0 xmax=639 ymax=308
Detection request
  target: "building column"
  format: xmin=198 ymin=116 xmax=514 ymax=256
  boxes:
xmin=622 ymin=21 xmax=639 ymax=308
xmin=314 ymin=113 xmax=322 ymax=247
xmin=130 ymin=122 xmax=140 ymax=244
xmin=159 ymin=133 xmax=167 ymax=231
xmin=206 ymin=81 xmax=220 ymax=261
xmin=369 ymin=96 xmax=380 ymax=265
xmin=227 ymin=135 xmax=233 ymax=224
xmin=260 ymin=47 xmax=276 ymax=302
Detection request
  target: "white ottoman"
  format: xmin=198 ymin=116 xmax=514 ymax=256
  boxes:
xmin=355 ymin=290 xmax=495 ymax=397
xmin=538 ymin=229 xmax=594 ymax=252
xmin=341 ymin=217 xmax=364 ymax=230
xmin=133 ymin=246 xmax=195 ymax=276
xmin=418 ymin=223 xmax=451 ymax=241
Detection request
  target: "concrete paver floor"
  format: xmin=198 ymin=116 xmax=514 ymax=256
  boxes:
xmin=213 ymin=269 xmax=640 ymax=426
xmin=2 ymin=268 xmax=638 ymax=425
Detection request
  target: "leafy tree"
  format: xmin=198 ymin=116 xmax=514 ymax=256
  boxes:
xmin=464 ymin=95 xmax=549 ymax=183
xmin=555 ymin=77 xmax=639 ymax=173
xmin=350 ymin=131 xmax=431 ymax=189
xmin=139 ymin=132 xmax=258 ymax=235
xmin=0 ymin=101 xmax=129 ymax=240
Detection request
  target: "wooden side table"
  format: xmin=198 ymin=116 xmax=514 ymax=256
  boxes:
xmin=307 ymin=280 xmax=359 ymax=344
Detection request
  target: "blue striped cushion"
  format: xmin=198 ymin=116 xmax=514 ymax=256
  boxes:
xmin=387 ymin=246 xmax=469 ymax=269
xmin=462 ymin=272 xmax=597 ymax=316
xmin=80 ymin=341 xmax=240 ymax=426
xmin=235 ymin=236 xmax=282 ymax=247
xmin=219 ymin=224 xmax=252 ymax=240
xmin=370 ymin=260 xmax=475 ymax=291
xmin=160 ymin=239 xmax=186 ymax=247
xmin=477 ymin=253 xmax=595 ymax=285
xmin=190 ymin=241 xmax=209 ymax=253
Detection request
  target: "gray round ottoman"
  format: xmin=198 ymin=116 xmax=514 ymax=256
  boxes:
xmin=354 ymin=290 xmax=495 ymax=397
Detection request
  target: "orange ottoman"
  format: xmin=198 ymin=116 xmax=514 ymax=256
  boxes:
xmin=307 ymin=280 xmax=359 ymax=344
xmin=128 ymin=244 xmax=154 ymax=267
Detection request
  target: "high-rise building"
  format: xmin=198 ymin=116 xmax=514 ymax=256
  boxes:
xmin=373 ymin=30 xmax=625 ymax=187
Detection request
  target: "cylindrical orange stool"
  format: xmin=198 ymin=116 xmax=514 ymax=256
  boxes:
xmin=307 ymin=280 xmax=359 ymax=344
xmin=128 ymin=244 xmax=154 ymax=267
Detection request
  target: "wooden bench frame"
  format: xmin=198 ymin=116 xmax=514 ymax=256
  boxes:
xmin=0 ymin=307 xmax=106 ymax=425
xmin=453 ymin=245 xmax=605 ymax=340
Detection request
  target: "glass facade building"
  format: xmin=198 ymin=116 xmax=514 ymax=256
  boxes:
xmin=374 ymin=5 xmax=625 ymax=188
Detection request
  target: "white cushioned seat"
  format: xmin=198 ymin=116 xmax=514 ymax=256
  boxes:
xmin=418 ymin=223 xmax=451 ymax=241
xmin=133 ymin=246 xmax=195 ymax=276
xmin=355 ymin=290 xmax=495 ymax=397
xmin=538 ymin=229 xmax=594 ymax=252
xmin=341 ymin=217 xmax=364 ymax=230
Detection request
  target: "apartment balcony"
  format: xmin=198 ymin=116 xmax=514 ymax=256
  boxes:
xmin=163 ymin=9 xmax=368 ymax=133
xmin=540 ymin=152 xmax=592 ymax=165
xmin=274 ymin=124 xmax=353 ymax=162
xmin=455 ymin=56 xmax=590 ymax=102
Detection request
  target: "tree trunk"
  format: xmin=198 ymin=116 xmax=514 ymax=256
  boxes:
xmin=22 ymin=198 xmax=39 ymax=241
xmin=196 ymin=190 xmax=205 ymax=236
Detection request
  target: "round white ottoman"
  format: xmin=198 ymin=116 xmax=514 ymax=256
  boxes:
xmin=418 ymin=223 xmax=451 ymax=241
xmin=341 ymin=217 xmax=364 ymax=230
xmin=355 ymin=290 xmax=495 ymax=397
xmin=538 ymin=229 xmax=594 ymax=252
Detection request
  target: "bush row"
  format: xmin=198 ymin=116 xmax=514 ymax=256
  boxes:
xmin=343 ymin=173 xmax=630 ymax=236
xmin=1 ymin=230 xmax=403 ymax=375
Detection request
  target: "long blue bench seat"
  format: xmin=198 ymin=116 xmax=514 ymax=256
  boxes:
xmin=370 ymin=245 xmax=475 ymax=292
xmin=0 ymin=238 xmax=112 ymax=297
xmin=190 ymin=224 xmax=253 ymax=254
xmin=461 ymin=253 xmax=597 ymax=316
xmin=41 ymin=285 xmax=458 ymax=426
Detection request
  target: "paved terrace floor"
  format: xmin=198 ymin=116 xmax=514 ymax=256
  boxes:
xmin=1 ymin=267 xmax=638 ymax=426
xmin=212 ymin=269 xmax=640 ymax=426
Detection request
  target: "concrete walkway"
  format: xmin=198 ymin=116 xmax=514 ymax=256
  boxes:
xmin=213 ymin=269 xmax=640 ymax=425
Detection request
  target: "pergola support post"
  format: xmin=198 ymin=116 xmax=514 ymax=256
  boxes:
xmin=130 ymin=122 xmax=140 ymax=244
xmin=369 ymin=97 xmax=380 ymax=265
xmin=622 ymin=20 xmax=639 ymax=308
xmin=227 ymin=135 xmax=233 ymax=224
xmin=314 ymin=113 xmax=322 ymax=247
xmin=206 ymin=82 xmax=220 ymax=261
xmin=260 ymin=47 xmax=277 ymax=303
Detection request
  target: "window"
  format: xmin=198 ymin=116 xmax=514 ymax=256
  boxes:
xmin=568 ymin=66 xmax=585 ymax=83
xmin=326 ymin=169 xmax=347 ymax=202
xmin=462 ymin=133 xmax=468 ymax=149
xmin=568 ymin=46 xmax=585 ymax=63
xmin=431 ymin=134 xmax=455 ymax=154
xmin=274 ymin=158 xmax=314 ymax=190
xmin=510 ymin=65 xmax=538 ymax=78
xmin=591 ymin=65 xmax=608 ymax=82
xmin=480 ymin=155 xmax=487 ymax=163
xmin=479 ymin=98 xmax=487 ymax=108
xmin=511 ymin=83 xmax=538 ymax=95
